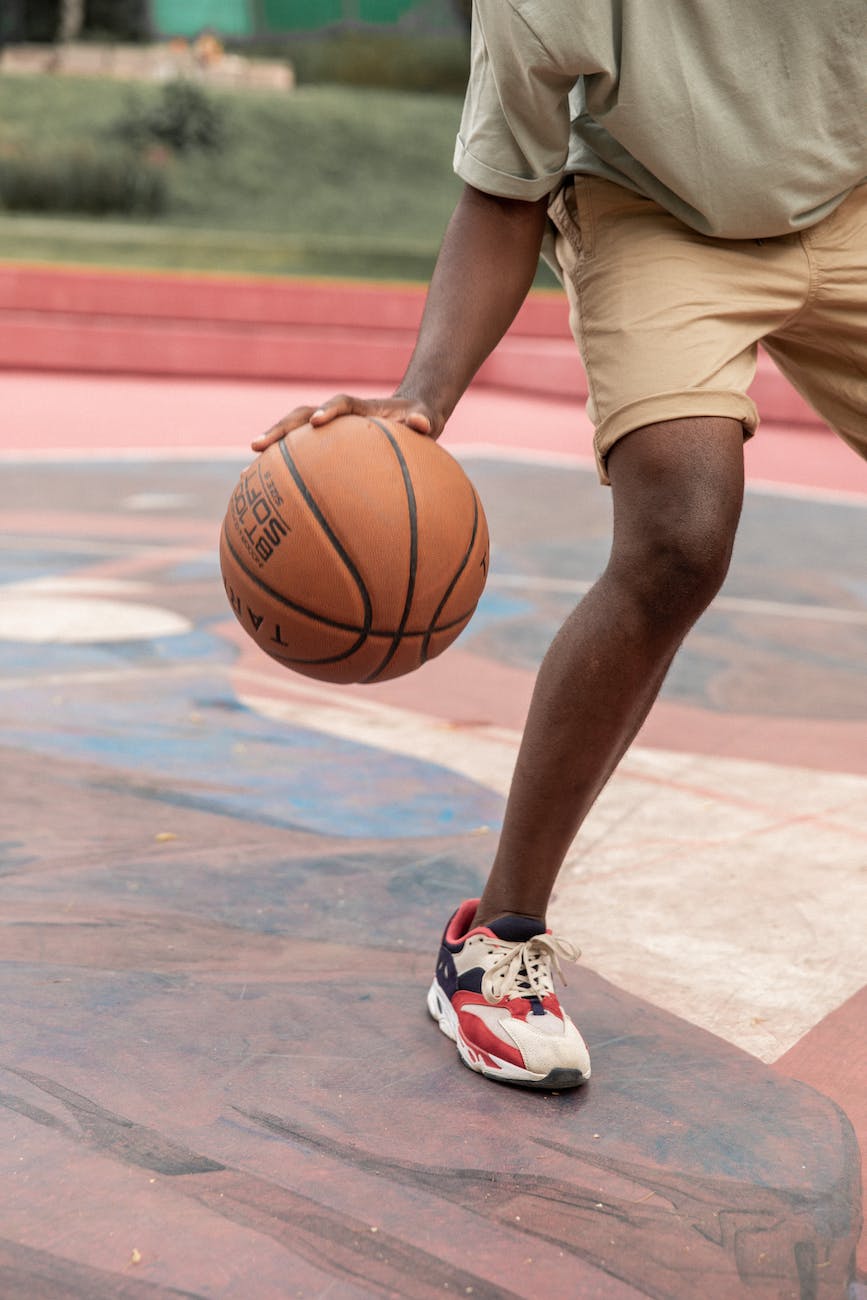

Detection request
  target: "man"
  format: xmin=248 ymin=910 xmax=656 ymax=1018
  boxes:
xmin=253 ymin=0 xmax=866 ymax=1090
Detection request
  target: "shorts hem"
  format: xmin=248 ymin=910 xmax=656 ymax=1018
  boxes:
xmin=594 ymin=391 xmax=760 ymax=484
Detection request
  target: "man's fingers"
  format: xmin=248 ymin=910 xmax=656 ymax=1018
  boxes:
xmin=252 ymin=395 xmax=439 ymax=454
xmin=251 ymin=406 xmax=316 ymax=451
xmin=252 ymin=396 xmax=357 ymax=451
xmin=309 ymin=394 xmax=358 ymax=425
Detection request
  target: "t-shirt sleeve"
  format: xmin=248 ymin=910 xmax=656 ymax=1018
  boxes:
xmin=454 ymin=0 xmax=577 ymax=201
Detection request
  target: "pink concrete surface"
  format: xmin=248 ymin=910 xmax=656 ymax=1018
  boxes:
xmin=0 ymin=265 xmax=826 ymax=420
xmin=3 ymin=371 xmax=867 ymax=499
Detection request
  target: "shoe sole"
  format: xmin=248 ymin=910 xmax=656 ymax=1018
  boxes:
xmin=426 ymin=979 xmax=588 ymax=1091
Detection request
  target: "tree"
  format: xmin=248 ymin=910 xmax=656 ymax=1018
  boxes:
xmin=13 ymin=0 xmax=60 ymax=42
xmin=57 ymin=0 xmax=85 ymax=42
xmin=84 ymin=0 xmax=151 ymax=41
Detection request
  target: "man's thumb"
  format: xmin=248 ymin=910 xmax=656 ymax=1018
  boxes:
xmin=402 ymin=410 xmax=434 ymax=437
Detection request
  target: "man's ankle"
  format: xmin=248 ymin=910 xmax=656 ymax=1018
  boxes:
xmin=472 ymin=907 xmax=546 ymax=932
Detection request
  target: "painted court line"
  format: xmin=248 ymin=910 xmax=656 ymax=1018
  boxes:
xmin=0 ymin=535 xmax=147 ymax=555
xmin=0 ymin=663 xmax=209 ymax=691
xmin=451 ymin=444 xmax=867 ymax=505
xmin=488 ymin=573 xmax=867 ymax=625
xmin=741 ymin=476 xmax=867 ymax=507
xmin=2 ymin=438 xmax=865 ymax=504
xmin=0 ymin=446 xmax=251 ymax=463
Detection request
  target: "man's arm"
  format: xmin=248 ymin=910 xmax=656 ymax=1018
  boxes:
xmin=252 ymin=184 xmax=550 ymax=449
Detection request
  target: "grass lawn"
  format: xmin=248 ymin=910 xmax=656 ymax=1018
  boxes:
xmin=0 ymin=73 xmax=470 ymax=281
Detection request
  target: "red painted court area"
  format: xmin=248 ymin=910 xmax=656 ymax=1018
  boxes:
xmin=1 ymin=267 xmax=866 ymax=1299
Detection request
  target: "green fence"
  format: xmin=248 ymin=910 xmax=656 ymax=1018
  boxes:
xmin=263 ymin=0 xmax=420 ymax=27
xmin=151 ymin=1 xmax=253 ymax=38
xmin=150 ymin=0 xmax=458 ymax=38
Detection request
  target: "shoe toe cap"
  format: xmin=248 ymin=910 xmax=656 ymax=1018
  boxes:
xmin=503 ymin=1013 xmax=592 ymax=1078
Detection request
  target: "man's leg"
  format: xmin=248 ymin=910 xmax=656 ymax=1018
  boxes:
xmin=474 ymin=415 xmax=745 ymax=927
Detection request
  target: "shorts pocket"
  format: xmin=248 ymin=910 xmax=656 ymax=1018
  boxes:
xmin=548 ymin=178 xmax=593 ymax=261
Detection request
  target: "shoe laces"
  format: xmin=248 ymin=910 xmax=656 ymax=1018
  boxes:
xmin=481 ymin=933 xmax=580 ymax=1005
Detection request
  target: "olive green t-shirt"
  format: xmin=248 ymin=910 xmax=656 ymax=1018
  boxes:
xmin=455 ymin=0 xmax=866 ymax=239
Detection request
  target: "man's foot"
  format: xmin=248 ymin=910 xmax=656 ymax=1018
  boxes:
xmin=426 ymin=898 xmax=591 ymax=1089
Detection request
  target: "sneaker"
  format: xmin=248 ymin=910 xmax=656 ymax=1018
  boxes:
xmin=426 ymin=898 xmax=591 ymax=1089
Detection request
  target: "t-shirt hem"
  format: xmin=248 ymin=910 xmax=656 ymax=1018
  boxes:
xmin=453 ymin=137 xmax=565 ymax=201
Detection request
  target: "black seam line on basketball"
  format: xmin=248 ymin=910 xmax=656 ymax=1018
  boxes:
xmin=266 ymin=645 xmax=370 ymax=667
xmin=363 ymin=418 xmax=418 ymax=684
xmin=277 ymin=438 xmax=374 ymax=636
xmin=223 ymin=511 xmax=472 ymax=641
xmin=266 ymin=617 xmax=475 ymax=667
xmin=370 ymin=610 xmax=473 ymax=637
xmin=421 ymin=486 xmax=480 ymax=665
xmin=222 ymin=521 xmax=368 ymax=641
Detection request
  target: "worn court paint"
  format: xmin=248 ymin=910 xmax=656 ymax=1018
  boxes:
xmin=1 ymin=745 xmax=860 ymax=1298
xmin=1 ymin=436 xmax=865 ymax=1293
xmin=1 ymin=663 xmax=501 ymax=842
xmin=238 ymin=667 xmax=867 ymax=1063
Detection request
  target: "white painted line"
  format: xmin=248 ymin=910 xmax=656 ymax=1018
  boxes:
xmin=0 ymin=447 xmax=249 ymax=463
xmin=451 ymin=446 xmax=867 ymax=506
xmin=11 ymin=577 xmax=151 ymax=596
xmin=487 ymin=572 xmax=867 ymax=625
xmin=0 ymin=444 xmax=864 ymax=507
xmin=715 ymin=594 xmax=867 ymax=624
xmin=0 ymin=663 xmax=207 ymax=690
xmin=743 ymin=476 xmax=867 ymax=507
xmin=448 ymin=441 xmax=598 ymax=472
xmin=0 ymin=536 xmax=146 ymax=554
xmin=122 ymin=492 xmax=198 ymax=511
xmin=0 ymin=595 xmax=192 ymax=643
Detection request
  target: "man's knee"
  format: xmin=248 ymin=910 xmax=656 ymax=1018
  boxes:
xmin=639 ymin=510 xmax=737 ymax=617
xmin=607 ymin=416 xmax=745 ymax=622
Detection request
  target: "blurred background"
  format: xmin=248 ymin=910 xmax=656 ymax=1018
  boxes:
xmin=0 ymin=0 xmax=495 ymax=282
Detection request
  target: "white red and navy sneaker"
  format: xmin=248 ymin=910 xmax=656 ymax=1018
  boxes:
xmin=426 ymin=898 xmax=591 ymax=1089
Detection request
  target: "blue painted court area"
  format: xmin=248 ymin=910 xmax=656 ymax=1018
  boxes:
xmin=1 ymin=652 xmax=502 ymax=841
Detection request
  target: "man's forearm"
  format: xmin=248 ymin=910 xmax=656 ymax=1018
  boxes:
xmin=395 ymin=185 xmax=550 ymax=432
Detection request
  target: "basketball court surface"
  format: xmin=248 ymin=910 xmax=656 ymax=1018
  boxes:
xmin=2 ymin=270 xmax=866 ymax=1299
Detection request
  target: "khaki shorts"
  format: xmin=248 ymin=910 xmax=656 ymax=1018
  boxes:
xmin=548 ymin=176 xmax=867 ymax=484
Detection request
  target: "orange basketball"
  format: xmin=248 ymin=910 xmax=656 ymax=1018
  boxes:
xmin=219 ymin=415 xmax=489 ymax=684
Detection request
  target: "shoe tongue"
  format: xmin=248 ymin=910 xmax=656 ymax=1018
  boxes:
xmin=486 ymin=914 xmax=545 ymax=943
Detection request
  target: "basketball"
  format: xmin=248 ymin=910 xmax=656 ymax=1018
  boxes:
xmin=219 ymin=415 xmax=490 ymax=684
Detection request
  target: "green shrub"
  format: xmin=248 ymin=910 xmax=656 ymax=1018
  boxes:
xmin=235 ymin=32 xmax=470 ymax=94
xmin=0 ymin=147 xmax=168 ymax=216
xmin=111 ymin=82 xmax=228 ymax=154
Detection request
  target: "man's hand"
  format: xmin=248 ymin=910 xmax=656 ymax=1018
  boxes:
xmin=251 ymin=393 xmax=436 ymax=453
